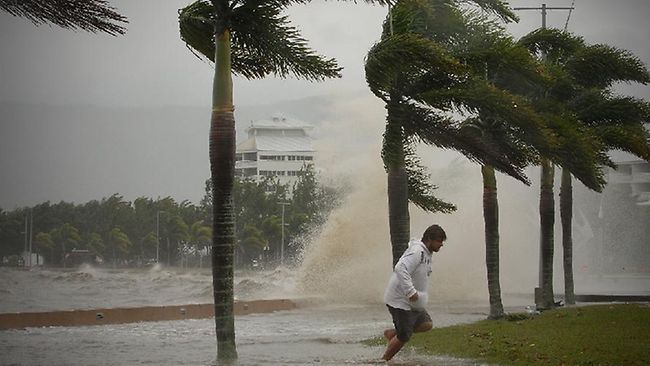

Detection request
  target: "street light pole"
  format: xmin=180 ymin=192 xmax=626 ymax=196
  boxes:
xmin=28 ymin=209 xmax=33 ymax=267
xmin=156 ymin=210 xmax=166 ymax=264
xmin=512 ymin=4 xmax=575 ymax=30
xmin=278 ymin=202 xmax=290 ymax=266
xmin=512 ymin=2 xmax=574 ymax=309
xmin=23 ymin=213 xmax=28 ymax=267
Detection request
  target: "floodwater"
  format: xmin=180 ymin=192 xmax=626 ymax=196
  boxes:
xmin=0 ymin=266 xmax=514 ymax=366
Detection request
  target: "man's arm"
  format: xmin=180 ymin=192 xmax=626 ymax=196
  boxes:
xmin=394 ymin=250 xmax=420 ymax=300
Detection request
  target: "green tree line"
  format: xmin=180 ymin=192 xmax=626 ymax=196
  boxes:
xmin=0 ymin=165 xmax=341 ymax=268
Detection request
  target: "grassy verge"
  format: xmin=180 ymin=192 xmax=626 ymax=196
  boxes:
xmin=367 ymin=304 xmax=650 ymax=365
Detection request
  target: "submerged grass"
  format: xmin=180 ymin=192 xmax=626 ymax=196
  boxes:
xmin=367 ymin=304 xmax=650 ymax=365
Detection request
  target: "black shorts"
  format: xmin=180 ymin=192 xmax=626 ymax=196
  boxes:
xmin=386 ymin=305 xmax=432 ymax=342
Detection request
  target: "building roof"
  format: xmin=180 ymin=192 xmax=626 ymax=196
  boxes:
xmin=245 ymin=114 xmax=313 ymax=132
xmin=237 ymin=135 xmax=314 ymax=152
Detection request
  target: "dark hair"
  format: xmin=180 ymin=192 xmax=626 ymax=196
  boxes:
xmin=422 ymin=224 xmax=446 ymax=242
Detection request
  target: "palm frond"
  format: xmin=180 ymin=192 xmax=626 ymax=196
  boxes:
xmin=179 ymin=1 xmax=216 ymax=63
xmin=542 ymin=113 xmax=607 ymax=191
xmin=418 ymin=78 xmax=556 ymax=159
xmin=567 ymin=44 xmax=650 ymax=88
xmin=459 ymin=0 xmax=518 ymax=23
xmin=592 ymin=124 xmax=650 ymax=161
xmin=396 ymin=102 xmax=531 ymax=184
xmin=404 ymin=144 xmax=456 ymax=213
xmin=571 ymin=90 xmax=650 ymax=127
xmin=179 ymin=0 xmax=341 ymax=80
xmin=0 ymin=0 xmax=127 ymax=35
xmin=517 ymin=28 xmax=584 ymax=62
xmin=365 ymin=33 xmax=465 ymax=101
xmin=384 ymin=0 xmax=466 ymax=42
xmin=230 ymin=1 xmax=341 ymax=80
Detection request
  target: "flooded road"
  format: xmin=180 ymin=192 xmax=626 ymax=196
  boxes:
xmin=2 ymin=302 xmax=492 ymax=366
xmin=0 ymin=266 xmax=508 ymax=365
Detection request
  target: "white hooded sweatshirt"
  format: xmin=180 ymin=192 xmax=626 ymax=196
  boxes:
xmin=383 ymin=238 xmax=432 ymax=311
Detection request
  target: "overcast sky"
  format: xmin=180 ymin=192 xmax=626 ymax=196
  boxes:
xmin=1 ymin=0 xmax=649 ymax=209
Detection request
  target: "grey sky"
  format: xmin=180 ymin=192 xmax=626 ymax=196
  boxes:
xmin=1 ymin=0 xmax=649 ymax=209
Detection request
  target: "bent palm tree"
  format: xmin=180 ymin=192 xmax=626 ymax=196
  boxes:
xmin=365 ymin=0 xmax=547 ymax=266
xmin=519 ymin=29 xmax=650 ymax=306
xmin=178 ymin=0 xmax=389 ymax=361
xmin=0 ymin=0 xmax=127 ymax=35
xmin=365 ymin=1 xmax=587 ymax=278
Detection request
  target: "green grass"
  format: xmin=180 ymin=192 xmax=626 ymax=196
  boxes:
xmin=368 ymin=304 xmax=650 ymax=366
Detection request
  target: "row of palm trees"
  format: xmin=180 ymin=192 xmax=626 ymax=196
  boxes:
xmin=368 ymin=1 xmax=649 ymax=319
xmin=2 ymin=196 xmax=214 ymax=268
xmin=177 ymin=0 xmax=649 ymax=361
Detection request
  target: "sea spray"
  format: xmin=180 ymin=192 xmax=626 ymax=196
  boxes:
xmin=296 ymin=161 xmax=392 ymax=304
xmin=295 ymin=138 xmax=547 ymax=305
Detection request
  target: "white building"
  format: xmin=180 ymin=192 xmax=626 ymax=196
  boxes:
xmin=235 ymin=115 xmax=315 ymax=188
xmin=607 ymin=159 xmax=650 ymax=206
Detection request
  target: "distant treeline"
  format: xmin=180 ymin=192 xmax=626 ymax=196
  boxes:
xmin=0 ymin=165 xmax=343 ymax=268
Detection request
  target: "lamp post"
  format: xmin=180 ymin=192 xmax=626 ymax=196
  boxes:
xmin=22 ymin=209 xmax=33 ymax=268
xmin=28 ymin=209 xmax=33 ymax=267
xmin=513 ymin=2 xmax=574 ymax=309
xmin=278 ymin=202 xmax=290 ymax=266
xmin=156 ymin=210 xmax=166 ymax=263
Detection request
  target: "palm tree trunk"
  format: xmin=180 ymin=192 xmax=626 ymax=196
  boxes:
xmin=482 ymin=165 xmax=504 ymax=319
xmin=385 ymin=106 xmax=409 ymax=267
xmin=538 ymin=159 xmax=555 ymax=309
xmin=211 ymin=28 xmax=238 ymax=362
xmin=560 ymin=168 xmax=575 ymax=305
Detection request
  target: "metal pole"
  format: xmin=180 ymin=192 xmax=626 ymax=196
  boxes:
xmin=156 ymin=211 xmax=161 ymax=263
xmin=278 ymin=202 xmax=290 ymax=266
xmin=512 ymin=2 xmax=574 ymax=308
xmin=23 ymin=213 xmax=28 ymax=267
xmin=512 ymin=4 xmax=575 ymax=30
xmin=281 ymin=203 xmax=285 ymax=266
xmin=28 ymin=209 xmax=33 ymax=267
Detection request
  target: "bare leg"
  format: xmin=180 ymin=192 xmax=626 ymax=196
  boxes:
xmin=414 ymin=321 xmax=432 ymax=333
xmin=383 ymin=328 xmax=396 ymax=341
xmin=382 ymin=335 xmax=405 ymax=361
xmin=382 ymin=322 xmax=432 ymax=361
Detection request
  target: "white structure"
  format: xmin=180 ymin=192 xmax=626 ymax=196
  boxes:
xmin=235 ymin=114 xmax=315 ymax=188
xmin=608 ymin=159 xmax=650 ymax=206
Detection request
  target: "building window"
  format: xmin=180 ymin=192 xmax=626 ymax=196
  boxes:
xmin=243 ymin=152 xmax=258 ymax=161
xmin=287 ymin=155 xmax=313 ymax=161
xmin=260 ymin=155 xmax=285 ymax=161
xmin=259 ymin=170 xmax=287 ymax=177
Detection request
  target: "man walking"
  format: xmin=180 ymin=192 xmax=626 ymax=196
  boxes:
xmin=382 ymin=224 xmax=447 ymax=361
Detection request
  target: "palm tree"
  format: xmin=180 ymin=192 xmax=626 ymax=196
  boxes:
xmin=86 ymin=232 xmax=105 ymax=258
xmin=0 ymin=0 xmax=127 ymax=35
xmin=166 ymin=215 xmax=190 ymax=265
xmin=33 ymin=232 xmax=54 ymax=265
xmin=189 ymin=220 xmax=211 ymax=268
xmin=178 ymin=0 xmax=389 ymax=361
xmin=51 ymin=222 xmax=81 ymax=267
xmin=519 ymin=29 xmax=650 ymax=306
xmin=364 ymin=0 xmax=566 ymax=267
xmin=107 ymin=227 xmax=131 ymax=268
